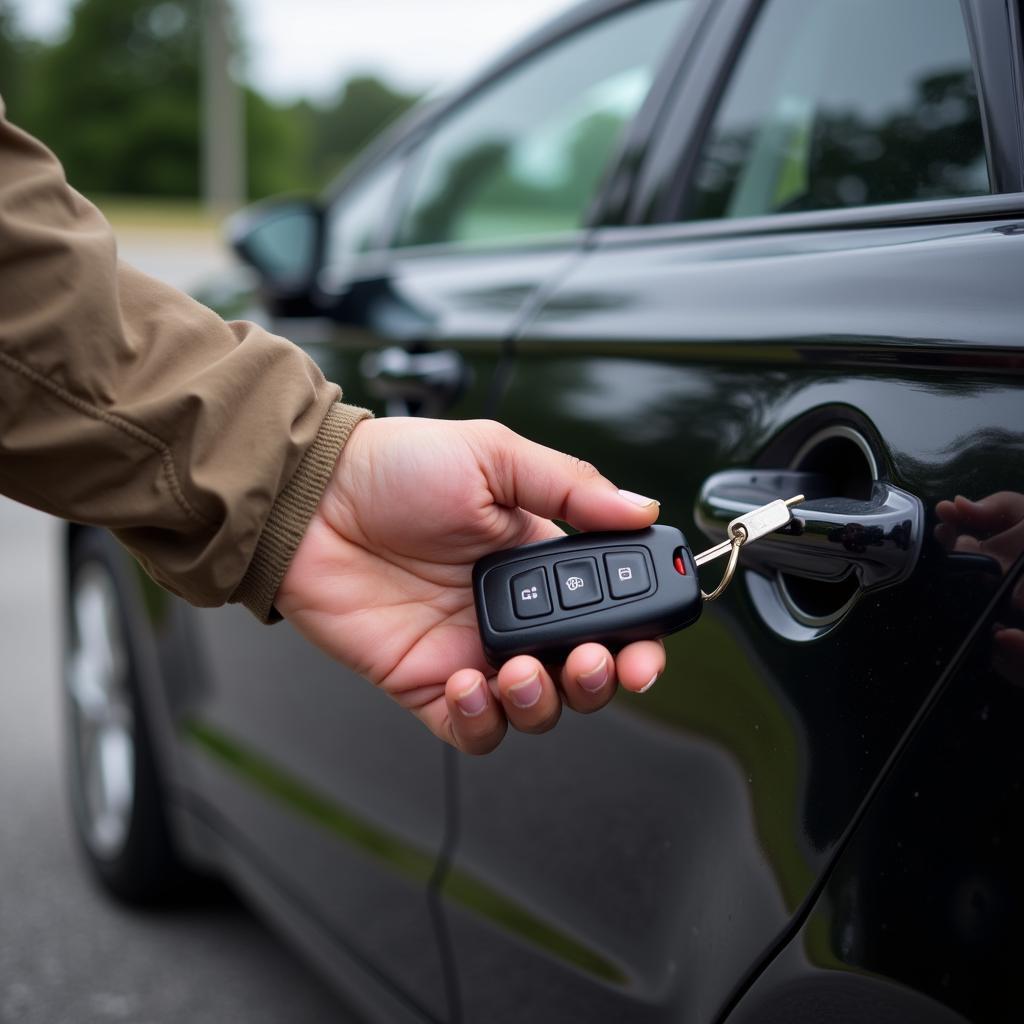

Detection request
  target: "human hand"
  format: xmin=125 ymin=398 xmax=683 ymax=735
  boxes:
xmin=276 ymin=417 xmax=666 ymax=753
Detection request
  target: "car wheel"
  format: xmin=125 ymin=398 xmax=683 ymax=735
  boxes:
xmin=64 ymin=529 xmax=193 ymax=905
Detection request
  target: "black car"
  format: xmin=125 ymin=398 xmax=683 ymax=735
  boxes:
xmin=63 ymin=0 xmax=1024 ymax=1020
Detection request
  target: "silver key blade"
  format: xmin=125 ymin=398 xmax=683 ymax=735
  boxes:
xmin=692 ymin=495 xmax=805 ymax=599
xmin=694 ymin=494 xmax=805 ymax=568
xmin=728 ymin=494 xmax=805 ymax=545
xmin=694 ymin=537 xmax=734 ymax=568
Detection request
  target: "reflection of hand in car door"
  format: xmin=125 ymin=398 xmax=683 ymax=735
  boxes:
xmin=936 ymin=492 xmax=1024 ymax=574
xmin=935 ymin=492 xmax=1024 ymax=683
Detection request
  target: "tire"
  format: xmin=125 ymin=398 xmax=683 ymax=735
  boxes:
xmin=64 ymin=529 xmax=196 ymax=905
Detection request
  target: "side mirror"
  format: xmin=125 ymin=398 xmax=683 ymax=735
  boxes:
xmin=226 ymin=199 xmax=322 ymax=316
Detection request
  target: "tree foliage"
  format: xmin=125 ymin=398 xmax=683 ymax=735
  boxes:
xmin=0 ymin=0 xmax=420 ymax=200
xmin=310 ymin=74 xmax=418 ymax=183
xmin=31 ymin=0 xmax=203 ymax=195
xmin=0 ymin=1 xmax=41 ymax=118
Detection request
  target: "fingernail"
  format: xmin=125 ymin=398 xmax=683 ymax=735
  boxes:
xmin=578 ymin=658 xmax=609 ymax=693
xmin=639 ymin=673 xmax=659 ymax=694
xmin=456 ymin=678 xmax=488 ymax=717
xmin=619 ymin=489 xmax=660 ymax=508
xmin=508 ymin=671 xmax=542 ymax=708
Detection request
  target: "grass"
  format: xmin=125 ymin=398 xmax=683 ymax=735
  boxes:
xmin=88 ymin=193 xmax=228 ymax=233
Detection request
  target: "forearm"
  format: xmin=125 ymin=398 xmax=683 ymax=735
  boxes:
xmin=0 ymin=100 xmax=369 ymax=619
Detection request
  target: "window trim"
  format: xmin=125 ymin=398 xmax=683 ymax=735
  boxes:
xmin=596 ymin=190 xmax=1024 ymax=251
xmin=598 ymin=187 xmax=1024 ymax=246
xmin=960 ymin=0 xmax=1024 ymax=194
xmin=587 ymin=0 xmax=716 ymax=227
xmin=628 ymin=0 xmax=1024 ymax=230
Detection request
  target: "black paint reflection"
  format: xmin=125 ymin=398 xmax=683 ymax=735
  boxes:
xmin=761 ymin=492 xmax=1024 ymax=1021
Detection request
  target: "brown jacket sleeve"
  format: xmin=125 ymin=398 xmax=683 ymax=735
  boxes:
xmin=0 ymin=99 xmax=371 ymax=622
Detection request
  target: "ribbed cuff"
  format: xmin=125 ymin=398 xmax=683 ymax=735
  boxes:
xmin=231 ymin=402 xmax=372 ymax=623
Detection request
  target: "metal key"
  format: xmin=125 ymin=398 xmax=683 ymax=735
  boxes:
xmin=472 ymin=495 xmax=804 ymax=665
xmin=694 ymin=494 xmax=804 ymax=602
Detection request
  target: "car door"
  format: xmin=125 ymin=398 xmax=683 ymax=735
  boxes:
xmin=727 ymin=551 xmax=1024 ymax=1021
xmin=173 ymin=146 xmax=461 ymax=1024
xmin=441 ymin=0 xmax=1024 ymax=1021
xmin=177 ymin=2 xmax=699 ymax=1019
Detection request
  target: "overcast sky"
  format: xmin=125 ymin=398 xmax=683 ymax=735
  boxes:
xmin=8 ymin=0 xmax=581 ymax=100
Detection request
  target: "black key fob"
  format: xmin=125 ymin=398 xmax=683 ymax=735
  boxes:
xmin=472 ymin=525 xmax=701 ymax=666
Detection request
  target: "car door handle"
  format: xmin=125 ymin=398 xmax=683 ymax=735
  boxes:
xmin=359 ymin=347 xmax=468 ymax=417
xmin=695 ymin=469 xmax=924 ymax=593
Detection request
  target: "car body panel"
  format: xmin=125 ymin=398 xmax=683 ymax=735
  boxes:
xmin=726 ymin=557 xmax=1024 ymax=1023
xmin=309 ymin=246 xmax=584 ymax=419
xmin=169 ymin=605 xmax=452 ymax=1020
xmin=438 ymin=207 xmax=1024 ymax=1019
xmin=164 ymin=239 xmax=588 ymax=1020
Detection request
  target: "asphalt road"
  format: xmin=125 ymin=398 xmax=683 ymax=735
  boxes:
xmin=0 ymin=231 xmax=354 ymax=1024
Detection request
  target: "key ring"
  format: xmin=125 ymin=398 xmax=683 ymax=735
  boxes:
xmin=700 ymin=524 xmax=747 ymax=603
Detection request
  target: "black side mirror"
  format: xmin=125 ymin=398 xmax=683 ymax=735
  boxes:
xmin=226 ymin=199 xmax=322 ymax=316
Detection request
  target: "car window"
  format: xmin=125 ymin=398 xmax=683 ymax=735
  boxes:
xmin=396 ymin=0 xmax=692 ymax=249
xmin=320 ymin=155 xmax=405 ymax=288
xmin=684 ymin=0 xmax=990 ymax=221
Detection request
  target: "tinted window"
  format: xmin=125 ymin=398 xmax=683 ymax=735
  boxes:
xmin=320 ymin=156 xmax=405 ymax=289
xmin=397 ymin=0 xmax=691 ymax=248
xmin=685 ymin=0 xmax=989 ymax=221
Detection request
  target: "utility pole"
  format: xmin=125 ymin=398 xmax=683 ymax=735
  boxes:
xmin=201 ymin=0 xmax=246 ymax=213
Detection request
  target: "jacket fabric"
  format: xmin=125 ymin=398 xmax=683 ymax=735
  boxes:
xmin=0 ymin=100 xmax=371 ymax=622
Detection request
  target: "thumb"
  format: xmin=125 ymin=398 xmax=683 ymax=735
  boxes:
xmin=478 ymin=424 xmax=661 ymax=532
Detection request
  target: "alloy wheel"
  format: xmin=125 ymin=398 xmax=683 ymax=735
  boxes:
xmin=66 ymin=562 xmax=136 ymax=860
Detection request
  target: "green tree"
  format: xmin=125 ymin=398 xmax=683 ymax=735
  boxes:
xmin=246 ymin=90 xmax=316 ymax=198
xmin=310 ymin=74 xmax=418 ymax=183
xmin=0 ymin=1 xmax=40 ymax=118
xmin=5 ymin=0 xmax=420 ymax=202
xmin=0 ymin=2 xmax=21 ymax=105
xmin=24 ymin=0 xmax=203 ymax=196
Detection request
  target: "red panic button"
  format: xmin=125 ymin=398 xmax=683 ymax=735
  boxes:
xmin=674 ymin=551 xmax=687 ymax=575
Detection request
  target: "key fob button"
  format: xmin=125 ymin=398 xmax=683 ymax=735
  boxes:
xmin=511 ymin=567 xmax=552 ymax=619
xmin=554 ymin=558 xmax=602 ymax=609
xmin=604 ymin=551 xmax=651 ymax=599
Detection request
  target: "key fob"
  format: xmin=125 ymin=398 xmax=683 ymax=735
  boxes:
xmin=473 ymin=525 xmax=701 ymax=666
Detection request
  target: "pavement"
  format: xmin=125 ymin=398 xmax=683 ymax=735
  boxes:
xmin=0 ymin=229 xmax=353 ymax=1023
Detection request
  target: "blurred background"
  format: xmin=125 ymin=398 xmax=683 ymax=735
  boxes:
xmin=0 ymin=2 xmax=571 ymax=1021
xmin=1 ymin=0 xmax=579 ymax=208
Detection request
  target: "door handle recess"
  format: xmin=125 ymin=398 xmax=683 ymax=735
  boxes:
xmin=360 ymin=347 xmax=467 ymax=417
xmin=695 ymin=469 xmax=923 ymax=593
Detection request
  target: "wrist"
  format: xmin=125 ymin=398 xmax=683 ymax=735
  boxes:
xmin=231 ymin=402 xmax=372 ymax=623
